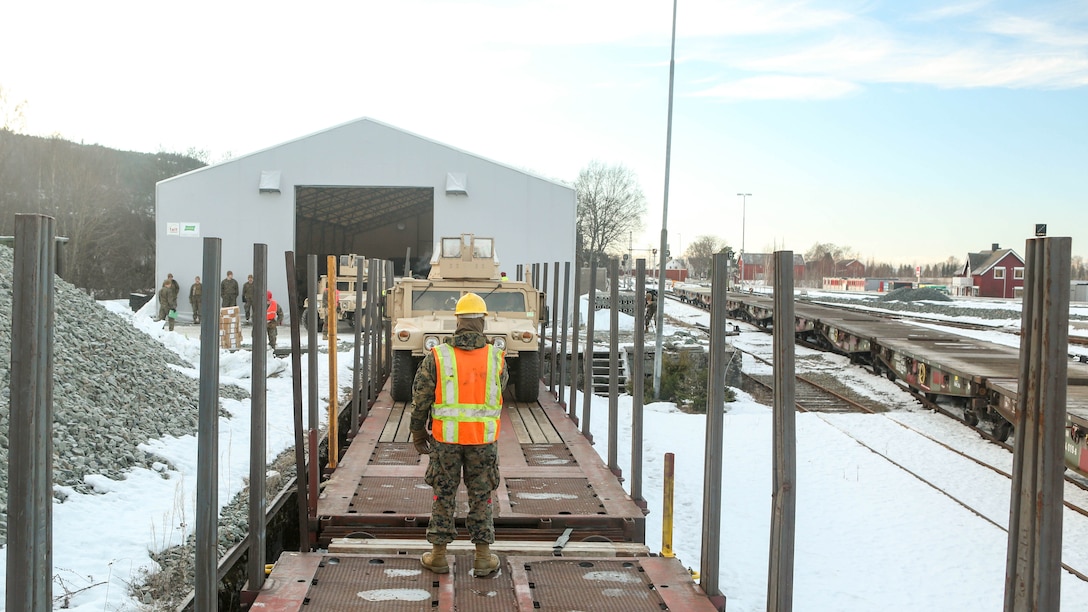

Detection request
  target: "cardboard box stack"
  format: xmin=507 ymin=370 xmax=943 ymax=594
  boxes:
xmin=220 ymin=306 xmax=243 ymax=350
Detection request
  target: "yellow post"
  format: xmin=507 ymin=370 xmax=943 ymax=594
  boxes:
xmin=327 ymin=255 xmax=339 ymax=469
xmin=662 ymin=452 xmax=675 ymax=558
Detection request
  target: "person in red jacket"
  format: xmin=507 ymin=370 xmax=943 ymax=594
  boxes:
xmin=265 ymin=290 xmax=284 ymax=349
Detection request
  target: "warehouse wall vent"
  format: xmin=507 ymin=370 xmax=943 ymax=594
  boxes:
xmin=259 ymin=170 xmax=282 ymax=194
xmin=445 ymin=172 xmax=467 ymax=195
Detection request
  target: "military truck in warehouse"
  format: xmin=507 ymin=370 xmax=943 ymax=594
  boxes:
xmin=386 ymin=234 xmax=546 ymax=402
xmin=302 ymin=254 xmax=368 ymax=331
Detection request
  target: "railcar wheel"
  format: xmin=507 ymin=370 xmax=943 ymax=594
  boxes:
xmin=514 ymin=351 xmax=541 ymax=402
xmin=886 ymin=370 xmax=896 ymax=382
xmin=391 ymin=351 xmax=416 ymax=402
xmin=963 ymin=408 xmax=979 ymax=427
xmin=993 ymin=421 xmax=1013 ymax=442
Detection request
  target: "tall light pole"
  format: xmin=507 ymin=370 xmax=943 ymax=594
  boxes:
xmin=737 ymin=193 xmax=751 ymax=256
xmin=653 ymin=0 xmax=678 ymax=400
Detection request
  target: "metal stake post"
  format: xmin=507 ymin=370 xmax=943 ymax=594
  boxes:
xmin=608 ymin=258 xmax=621 ymax=476
xmin=359 ymin=259 xmax=370 ymax=419
xmin=631 ymin=259 xmax=647 ymax=510
xmin=581 ymin=256 xmax=597 ymax=442
xmin=1004 ymin=236 xmax=1071 ymax=611
xmin=538 ymin=263 xmax=547 ymax=382
xmin=7 ymin=214 xmax=55 ymax=612
xmin=326 ymin=256 xmax=339 ymax=469
xmin=352 ymin=255 xmax=364 ymax=432
xmin=569 ymin=236 xmax=583 ymax=423
xmin=247 ymin=245 xmax=269 ymax=592
xmin=306 ymin=256 xmax=319 ymax=517
xmin=196 ymin=237 xmax=222 ymax=612
xmin=559 ymin=262 xmax=571 ymax=407
xmin=767 ymin=250 xmax=797 ymax=612
xmin=369 ymin=259 xmax=381 ymax=400
xmin=550 ymin=261 xmax=560 ymax=391
xmin=283 ymin=252 xmax=310 ymax=549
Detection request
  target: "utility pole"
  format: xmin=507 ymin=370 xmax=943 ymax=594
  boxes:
xmin=653 ymin=0 xmax=678 ymax=399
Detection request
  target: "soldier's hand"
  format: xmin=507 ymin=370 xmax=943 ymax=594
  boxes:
xmin=411 ymin=429 xmax=433 ymax=455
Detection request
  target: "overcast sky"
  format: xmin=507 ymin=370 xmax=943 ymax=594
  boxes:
xmin=2 ymin=0 xmax=1086 ymax=265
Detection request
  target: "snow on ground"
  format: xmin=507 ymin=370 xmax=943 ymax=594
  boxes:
xmin=4 ymin=292 xmax=1088 ymax=610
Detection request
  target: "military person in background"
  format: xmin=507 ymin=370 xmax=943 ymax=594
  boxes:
xmin=221 ymin=271 xmax=239 ymax=308
xmin=166 ymin=273 xmax=180 ymax=304
xmin=242 ymin=274 xmax=255 ymax=323
xmin=189 ymin=276 xmax=203 ymax=324
xmin=157 ymin=279 xmax=177 ymax=331
xmin=410 ymin=292 xmax=508 ymax=577
xmin=265 ymin=290 xmax=284 ymax=349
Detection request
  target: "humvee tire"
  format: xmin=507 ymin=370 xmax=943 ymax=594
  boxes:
xmin=514 ymin=351 xmax=540 ymax=402
xmin=391 ymin=350 xmax=416 ymax=402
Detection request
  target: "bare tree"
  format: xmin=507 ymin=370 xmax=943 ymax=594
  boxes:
xmin=575 ymin=161 xmax=646 ymax=263
xmin=0 ymin=84 xmax=27 ymax=132
xmin=684 ymin=234 xmax=729 ymax=279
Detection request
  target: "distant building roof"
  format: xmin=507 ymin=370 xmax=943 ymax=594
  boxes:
xmin=963 ymin=245 xmax=1024 ymax=276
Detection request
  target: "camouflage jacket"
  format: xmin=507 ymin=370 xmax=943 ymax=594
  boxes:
xmin=410 ymin=331 xmax=509 ymax=432
xmin=242 ymin=280 xmax=254 ymax=302
xmin=158 ymin=286 xmax=177 ymax=310
xmin=190 ymin=282 xmax=202 ymax=301
xmin=221 ymin=278 xmax=239 ymax=298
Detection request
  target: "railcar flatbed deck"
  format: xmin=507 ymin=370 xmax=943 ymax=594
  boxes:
xmin=253 ymin=549 xmax=719 ymax=611
xmin=316 ymin=382 xmax=645 ymax=546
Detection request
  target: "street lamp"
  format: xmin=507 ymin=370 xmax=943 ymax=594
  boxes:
xmin=737 ymin=193 xmax=751 ymax=256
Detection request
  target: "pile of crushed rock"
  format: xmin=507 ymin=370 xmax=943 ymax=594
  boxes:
xmin=0 ymin=244 xmax=248 ymax=545
xmin=877 ymin=287 xmax=954 ymax=303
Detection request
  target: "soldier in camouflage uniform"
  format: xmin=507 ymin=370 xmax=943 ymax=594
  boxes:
xmin=410 ymin=292 xmax=508 ymax=577
xmin=189 ymin=276 xmax=202 ymax=323
xmin=221 ymin=271 xmax=239 ymax=308
xmin=242 ymin=274 xmax=255 ymax=323
xmin=157 ymin=279 xmax=177 ymax=331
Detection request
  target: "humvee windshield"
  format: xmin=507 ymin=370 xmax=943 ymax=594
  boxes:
xmin=484 ymin=292 xmax=525 ymax=312
xmin=409 ymin=289 xmax=526 ymax=313
xmin=412 ymin=290 xmax=461 ymax=312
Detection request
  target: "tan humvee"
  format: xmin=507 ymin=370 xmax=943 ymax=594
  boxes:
xmin=385 ymin=234 xmax=546 ymax=402
xmin=302 ymin=254 xmax=368 ymax=331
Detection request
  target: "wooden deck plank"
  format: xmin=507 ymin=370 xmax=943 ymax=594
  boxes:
xmin=379 ymin=402 xmax=404 ymax=443
xmin=392 ymin=401 xmax=414 ymax=442
xmin=504 ymin=401 xmax=534 ymax=444
xmin=527 ymin=403 xmax=564 ymax=444
xmin=516 ymin=403 xmax=548 ymax=443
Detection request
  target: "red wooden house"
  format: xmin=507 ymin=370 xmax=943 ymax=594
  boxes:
xmin=836 ymin=258 xmax=865 ymax=278
xmin=953 ymin=243 xmax=1024 ymax=298
xmin=738 ymin=253 xmax=806 ymax=283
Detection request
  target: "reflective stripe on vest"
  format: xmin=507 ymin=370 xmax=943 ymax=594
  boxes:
xmin=431 ymin=343 xmax=504 ymax=444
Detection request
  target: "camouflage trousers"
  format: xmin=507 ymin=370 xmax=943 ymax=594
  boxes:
xmin=190 ymin=300 xmax=200 ymax=323
xmin=267 ymin=321 xmax=278 ymax=348
xmin=425 ymin=440 xmax=500 ymax=545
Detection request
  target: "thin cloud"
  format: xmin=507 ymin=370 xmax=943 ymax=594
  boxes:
xmin=689 ymin=1 xmax=1088 ymax=96
xmin=910 ymin=1 xmax=993 ymax=22
xmin=693 ymin=75 xmax=861 ymax=101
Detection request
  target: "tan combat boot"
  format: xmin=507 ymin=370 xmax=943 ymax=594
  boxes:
xmin=473 ymin=542 xmax=500 ymax=577
xmin=421 ymin=543 xmax=449 ymax=574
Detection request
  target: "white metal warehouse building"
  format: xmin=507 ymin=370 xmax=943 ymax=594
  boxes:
xmin=155 ymin=118 xmax=576 ymax=317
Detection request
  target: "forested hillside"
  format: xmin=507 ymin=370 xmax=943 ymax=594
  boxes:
xmin=0 ymin=129 xmax=206 ymax=297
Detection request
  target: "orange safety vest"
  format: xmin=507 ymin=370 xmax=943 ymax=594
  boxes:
xmin=431 ymin=343 xmax=505 ymax=445
xmin=266 ymin=298 xmax=278 ymax=321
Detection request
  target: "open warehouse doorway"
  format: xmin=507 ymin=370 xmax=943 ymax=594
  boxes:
xmin=294 ymin=185 xmax=434 ymax=307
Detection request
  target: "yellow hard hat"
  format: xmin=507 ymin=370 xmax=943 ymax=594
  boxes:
xmin=455 ymin=292 xmax=487 ymax=317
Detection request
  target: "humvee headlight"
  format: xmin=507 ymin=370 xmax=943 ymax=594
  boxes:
xmin=424 ymin=336 xmax=440 ymax=350
xmin=397 ymin=330 xmax=411 ymax=342
xmin=518 ymin=331 xmax=534 ymax=342
xmin=491 ymin=337 xmax=506 ymax=350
